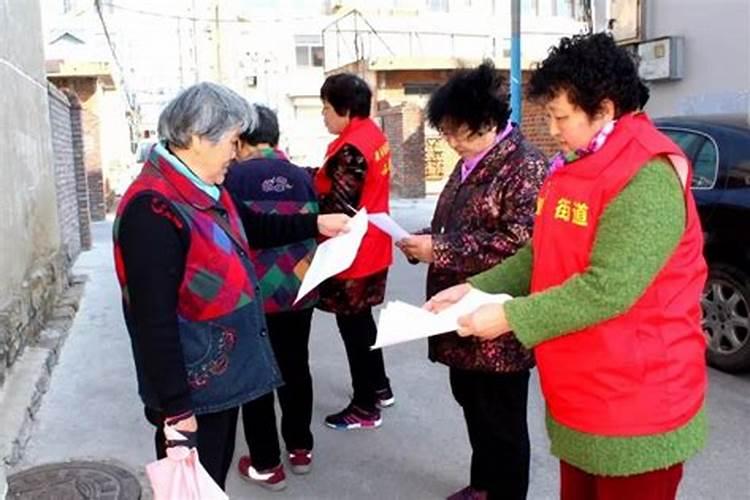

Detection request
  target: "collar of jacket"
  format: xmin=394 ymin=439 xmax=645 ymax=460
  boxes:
xmin=457 ymin=125 xmax=523 ymax=186
xmin=146 ymin=143 xmax=225 ymax=211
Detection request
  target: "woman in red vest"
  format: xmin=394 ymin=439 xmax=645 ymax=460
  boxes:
xmin=426 ymin=34 xmax=708 ymax=500
xmin=400 ymin=62 xmax=547 ymax=500
xmin=313 ymin=73 xmax=394 ymax=430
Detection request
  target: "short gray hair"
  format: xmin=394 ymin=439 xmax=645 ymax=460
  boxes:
xmin=157 ymin=82 xmax=256 ymax=148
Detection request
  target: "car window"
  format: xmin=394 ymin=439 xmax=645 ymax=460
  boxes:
xmin=660 ymin=128 xmax=717 ymax=189
xmin=693 ymin=140 xmax=719 ymax=188
xmin=662 ymin=130 xmax=704 ymax=157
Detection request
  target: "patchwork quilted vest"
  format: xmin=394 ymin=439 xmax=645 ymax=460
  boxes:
xmin=224 ymin=151 xmax=319 ymax=313
xmin=113 ymin=144 xmax=282 ymax=415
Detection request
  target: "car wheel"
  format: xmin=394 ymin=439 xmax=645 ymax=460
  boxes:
xmin=702 ymin=264 xmax=750 ymax=373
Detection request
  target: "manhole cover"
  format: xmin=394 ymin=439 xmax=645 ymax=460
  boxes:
xmin=7 ymin=461 xmax=141 ymax=500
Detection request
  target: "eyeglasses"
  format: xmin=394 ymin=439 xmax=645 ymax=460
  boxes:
xmin=438 ymin=127 xmax=472 ymax=140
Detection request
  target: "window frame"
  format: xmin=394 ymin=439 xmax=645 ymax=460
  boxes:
xmin=659 ymin=126 xmax=720 ymax=190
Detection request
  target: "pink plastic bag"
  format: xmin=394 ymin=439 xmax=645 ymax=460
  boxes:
xmin=146 ymin=446 xmax=228 ymax=500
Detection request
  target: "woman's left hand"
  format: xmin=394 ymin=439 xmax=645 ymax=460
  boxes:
xmin=318 ymin=214 xmax=351 ymax=237
xmin=398 ymin=235 xmax=434 ymax=263
xmin=457 ymin=303 xmax=511 ymax=341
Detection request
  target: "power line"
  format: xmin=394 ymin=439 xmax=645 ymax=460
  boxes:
xmin=93 ymin=0 xmax=137 ymax=115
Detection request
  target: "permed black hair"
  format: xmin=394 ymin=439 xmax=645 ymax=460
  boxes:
xmin=320 ymin=73 xmax=372 ymax=118
xmin=528 ymin=33 xmax=647 ymax=118
xmin=426 ymin=60 xmax=510 ymax=135
xmin=240 ymin=104 xmax=280 ymax=147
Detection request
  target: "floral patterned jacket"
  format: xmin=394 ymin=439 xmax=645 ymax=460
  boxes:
xmin=426 ymin=127 xmax=547 ymax=373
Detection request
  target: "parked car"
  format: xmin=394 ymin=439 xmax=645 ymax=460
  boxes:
xmin=655 ymin=116 xmax=750 ymax=372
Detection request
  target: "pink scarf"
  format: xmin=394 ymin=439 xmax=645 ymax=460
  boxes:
xmin=548 ymin=120 xmax=617 ymax=175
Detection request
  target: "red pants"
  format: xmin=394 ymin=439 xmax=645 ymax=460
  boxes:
xmin=560 ymin=461 xmax=683 ymax=500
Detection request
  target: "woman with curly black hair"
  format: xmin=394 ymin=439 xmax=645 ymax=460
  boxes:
xmin=400 ymin=61 xmax=547 ymax=500
xmin=428 ymin=33 xmax=707 ymax=500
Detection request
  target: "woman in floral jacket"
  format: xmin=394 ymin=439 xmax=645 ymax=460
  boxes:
xmin=399 ymin=61 xmax=547 ymax=500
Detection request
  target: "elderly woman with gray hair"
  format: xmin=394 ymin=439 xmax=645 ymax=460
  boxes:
xmin=113 ymin=82 xmax=348 ymax=488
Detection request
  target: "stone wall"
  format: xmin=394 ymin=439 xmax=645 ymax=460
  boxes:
xmin=0 ymin=0 xmax=65 ymax=385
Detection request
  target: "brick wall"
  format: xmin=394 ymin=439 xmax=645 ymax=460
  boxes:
xmin=520 ymin=99 xmax=558 ymax=157
xmin=49 ymin=76 xmax=106 ymax=221
xmin=379 ymin=104 xmax=426 ymax=198
xmin=63 ymin=89 xmax=92 ymax=250
xmin=82 ymin=108 xmax=105 ymax=220
xmin=47 ymin=84 xmax=82 ymax=265
xmin=375 ymin=67 xmax=558 ymax=157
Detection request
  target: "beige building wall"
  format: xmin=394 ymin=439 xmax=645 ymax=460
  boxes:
xmin=0 ymin=0 xmax=61 ymax=303
xmin=643 ymin=0 xmax=750 ymax=120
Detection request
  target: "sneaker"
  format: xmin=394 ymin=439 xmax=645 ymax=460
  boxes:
xmin=324 ymin=403 xmax=382 ymax=430
xmin=446 ymin=486 xmax=488 ymax=500
xmin=237 ymin=455 xmax=287 ymax=491
xmin=288 ymin=449 xmax=312 ymax=475
xmin=375 ymin=386 xmax=395 ymax=408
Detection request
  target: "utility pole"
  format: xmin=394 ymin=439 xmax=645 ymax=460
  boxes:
xmin=510 ymin=0 xmax=522 ymax=124
xmin=177 ymin=17 xmax=185 ymax=86
xmin=214 ymin=1 xmax=222 ymax=83
xmin=192 ymin=0 xmax=199 ymax=82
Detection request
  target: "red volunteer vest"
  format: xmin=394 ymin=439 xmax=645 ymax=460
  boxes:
xmin=531 ymin=113 xmax=707 ymax=436
xmin=315 ymin=117 xmax=392 ymax=279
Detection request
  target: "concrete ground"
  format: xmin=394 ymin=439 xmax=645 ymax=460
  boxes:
xmin=11 ymin=197 xmax=750 ymax=499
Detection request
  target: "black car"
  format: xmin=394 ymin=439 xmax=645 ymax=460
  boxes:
xmin=655 ymin=116 xmax=750 ymax=372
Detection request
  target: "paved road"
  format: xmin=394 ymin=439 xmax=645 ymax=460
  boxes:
xmin=15 ymin=198 xmax=750 ymax=499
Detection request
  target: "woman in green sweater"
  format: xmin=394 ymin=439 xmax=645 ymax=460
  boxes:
xmin=426 ymin=33 xmax=708 ymax=500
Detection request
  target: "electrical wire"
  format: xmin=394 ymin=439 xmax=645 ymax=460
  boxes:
xmin=93 ymin=0 xmax=137 ymax=115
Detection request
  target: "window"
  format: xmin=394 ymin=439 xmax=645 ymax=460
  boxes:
xmin=538 ymin=0 xmax=553 ymax=16
xmin=502 ymin=37 xmax=511 ymax=58
xmin=294 ymin=35 xmax=324 ymax=67
xmin=404 ymin=83 xmax=440 ymax=95
xmin=522 ymin=0 xmax=538 ymax=16
xmin=555 ymin=0 xmax=574 ymax=17
xmin=661 ymin=128 xmax=719 ymax=189
xmin=693 ymin=140 xmax=719 ymax=188
xmin=662 ymin=129 xmax=704 ymax=157
xmin=426 ymin=0 xmax=449 ymax=12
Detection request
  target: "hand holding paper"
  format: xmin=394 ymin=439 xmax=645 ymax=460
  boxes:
xmin=372 ymin=288 xmax=512 ymax=349
xmin=456 ymin=302 xmax=512 ymax=341
xmin=397 ymin=234 xmax=433 ymax=263
xmin=317 ymin=213 xmax=352 ymax=237
xmin=294 ymin=208 xmax=368 ymax=304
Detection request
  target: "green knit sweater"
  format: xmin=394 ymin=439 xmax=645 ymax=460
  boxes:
xmin=469 ymin=160 xmax=707 ymax=476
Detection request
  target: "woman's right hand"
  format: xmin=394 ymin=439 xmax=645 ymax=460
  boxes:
xmin=173 ymin=415 xmax=198 ymax=432
xmin=424 ymin=283 xmax=473 ymax=313
xmin=318 ymin=214 xmax=351 ymax=237
xmin=165 ymin=415 xmax=198 ymax=449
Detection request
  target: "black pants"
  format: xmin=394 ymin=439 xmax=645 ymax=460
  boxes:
xmin=242 ymin=308 xmax=314 ymax=470
xmin=336 ymin=308 xmax=390 ymax=411
xmin=449 ymin=367 xmax=531 ymax=500
xmin=149 ymin=406 xmax=239 ymax=490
